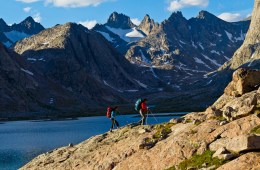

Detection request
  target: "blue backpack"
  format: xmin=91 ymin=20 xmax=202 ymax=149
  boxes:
xmin=135 ymin=98 xmax=142 ymax=111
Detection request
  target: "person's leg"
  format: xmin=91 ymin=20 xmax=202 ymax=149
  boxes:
xmin=138 ymin=110 xmax=144 ymax=125
xmin=110 ymin=118 xmax=115 ymax=131
xmin=139 ymin=110 xmax=146 ymax=125
xmin=115 ymin=119 xmax=119 ymax=127
xmin=142 ymin=111 xmax=147 ymax=125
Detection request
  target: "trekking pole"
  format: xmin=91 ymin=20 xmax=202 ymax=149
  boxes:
xmin=149 ymin=109 xmax=158 ymax=122
xmin=146 ymin=109 xmax=149 ymax=125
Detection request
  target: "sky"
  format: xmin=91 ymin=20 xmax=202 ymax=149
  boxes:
xmin=0 ymin=0 xmax=254 ymax=29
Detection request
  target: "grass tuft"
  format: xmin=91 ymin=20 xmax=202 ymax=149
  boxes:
xmin=166 ymin=150 xmax=226 ymax=170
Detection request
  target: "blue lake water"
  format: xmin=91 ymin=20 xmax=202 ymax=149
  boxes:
xmin=0 ymin=113 xmax=186 ymax=170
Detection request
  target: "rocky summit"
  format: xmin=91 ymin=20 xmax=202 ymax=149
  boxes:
xmin=20 ymin=68 xmax=260 ymax=170
xmin=0 ymin=17 xmax=44 ymax=47
xmin=220 ymin=0 xmax=260 ymax=70
xmin=11 ymin=22 xmax=164 ymax=116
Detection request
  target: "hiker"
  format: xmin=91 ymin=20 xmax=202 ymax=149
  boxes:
xmin=109 ymin=106 xmax=120 ymax=132
xmin=138 ymin=99 xmax=148 ymax=125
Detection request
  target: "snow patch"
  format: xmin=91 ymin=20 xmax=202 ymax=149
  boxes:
xmin=202 ymin=54 xmax=222 ymax=67
xmin=4 ymin=31 xmax=30 ymax=43
xmin=21 ymin=68 xmax=34 ymax=76
xmin=140 ymin=50 xmax=150 ymax=64
xmin=103 ymin=80 xmax=123 ymax=92
xmin=27 ymin=58 xmax=37 ymax=61
xmin=150 ymin=67 xmax=159 ymax=79
xmin=210 ymin=43 xmax=216 ymax=46
xmin=198 ymin=42 xmax=204 ymax=50
xmin=225 ymin=30 xmax=233 ymax=42
xmin=126 ymin=28 xmax=144 ymax=38
xmin=134 ymin=79 xmax=147 ymax=88
xmin=206 ymin=79 xmax=212 ymax=85
xmin=224 ymin=56 xmax=230 ymax=61
xmin=125 ymin=90 xmax=139 ymax=92
xmin=106 ymin=26 xmax=144 ymax=42
xmin=210 ymin=50 xmax=221 ymax=55
xmin=194 ymin=57 xmax=212 ymax=69
xmin=191 ymin=41 xmax=197 ymax=48
xmin=234 ymin=30 xmax=245 ymax=41
xmin=96 ymin=31 xmax=115 ymax=42
xmin=179 ymin=40 xmax=186 ymax=44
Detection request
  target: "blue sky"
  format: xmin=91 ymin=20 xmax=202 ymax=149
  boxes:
xmin=0 ymin=0 xmax=254 ymax=28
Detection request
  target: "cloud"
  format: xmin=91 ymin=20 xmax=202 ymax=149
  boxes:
xmin=167 ymin=0 xmax=209 ymax=11
xmin=33 ymin=13 xmax=42 ymax=22
xmin=23 ymin=7 xmax=32 ymax=13
xmin=218 ymin=13 xmax=243 ymax=22
xmin=45 ymin=0 xmax=111 ymax=8
xmin=131 ymin=18 xmax=141 ymax=26
xmin=16 ymin=0 xmax=40 ymax=3
xmin=79 ymin=20 xmax=97 ymax=29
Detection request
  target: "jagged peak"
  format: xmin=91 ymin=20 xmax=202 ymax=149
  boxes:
xmin=168 ymin=11 xmax=186 ymax=22
xmin=22 ymin=16 xmax=35 ymax=23
xmin=197 ymin=10 xmax=217 ymax=20
xmin=106 ymin=11 xmax=135 ymax=29
xmin=57 ymin=22 xmax=89 ymax=33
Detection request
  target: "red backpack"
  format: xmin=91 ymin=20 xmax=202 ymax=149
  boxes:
xmin=106 ymin=107 xmax=112 ymax=118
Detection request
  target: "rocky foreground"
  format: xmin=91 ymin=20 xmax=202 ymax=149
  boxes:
xmin=21 ymin=68 xmax=260 ymax=170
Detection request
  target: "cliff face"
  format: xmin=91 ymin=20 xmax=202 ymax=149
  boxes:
xmin=221 ymin=0 xmax=260 ymax=69
xmin=20 ymin=68 xmax=260 ymax=170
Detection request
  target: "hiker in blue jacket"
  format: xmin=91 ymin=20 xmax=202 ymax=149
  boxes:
xmin=110 ymin=106 xmax=120 ymax=132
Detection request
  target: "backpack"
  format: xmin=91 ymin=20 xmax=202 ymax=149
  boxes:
xmin=106 ymin=107 xmax=112 ymax=118
xmin=135 ymin=98 xmax=142 ymax=111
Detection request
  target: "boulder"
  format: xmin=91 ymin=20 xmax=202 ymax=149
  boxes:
xmin=224 ymin=68 xmax=260 ymax=97
xmin=170 ymin=117 xmax=184 ymax=124
xmin=209 ymin=138 xmax=230 ymax=151
xmin=217 ymin=152 xmax=260 ymax=170
xmin=226 ymin=135 xmax=260 ymax=153
xmin=222 ymin=92 xmax=257 ymax=121
xmin=213 ymin=147 xmax=236 ymax=161
xmin=205 ymin=106 xmax=222 ymax=118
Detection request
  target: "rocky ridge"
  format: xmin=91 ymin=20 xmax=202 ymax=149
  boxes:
xmin=0 ymin=17 xmax=44 ymax=47
xmin=20 ymin=68 xmax=260 ymax=170
xmin=11 ymin=22 xmax=164 ymax=116
xmin=220 ymin=0 xmax=260 ymax=70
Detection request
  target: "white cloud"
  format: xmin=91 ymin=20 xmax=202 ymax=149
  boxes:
xmin=167 ymin=0 xmax=209 ymax=11
xmin=218 ymin=13 xmax=243 ymax=22
xmin=16 ymin=0 xmax=40 ymax=3
xmin=45 ymin=0 xmax=111 ymax=8
xmin=79 ymin=20 xmax=97 ymax=29
xmin=23 ymin=7 xmax=32 ymax=13
xmin=131 ymin=18 xmax=141 ymax=26
xmin=33 ymin=13 xmax=42 ymax=22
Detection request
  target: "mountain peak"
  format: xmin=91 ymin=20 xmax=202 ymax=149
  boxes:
xmin=139 ymin=14 xmax=159 ymax=35
xmin=168 ymin=11 xmax=186 ymax=22
xmin=106 ymin=12 xmax=135 ymax=29
xmin=197 ymin=10 xmax=216 ymax=20
xmin=0 ymin=18 xmax=10 ymax=32
xmin=23 ymin=16 xmax=35 ymax=23
xmin=11 ymin=16 xmax=44 ymax=35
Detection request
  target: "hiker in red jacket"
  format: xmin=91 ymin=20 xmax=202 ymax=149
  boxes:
xmin=138 ymin=99 xmax=148 ymax=125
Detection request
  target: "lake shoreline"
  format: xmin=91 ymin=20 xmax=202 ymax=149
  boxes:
xmin=0 ymin=112 xmax=189 ymax=122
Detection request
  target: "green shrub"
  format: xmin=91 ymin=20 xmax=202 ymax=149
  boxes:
xmin=166 ymin=150 xmax=226 ymax=170
xmin=251 ymin=125 xmax=260 ymax=134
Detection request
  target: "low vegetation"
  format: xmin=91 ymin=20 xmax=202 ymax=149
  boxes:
xmin=166 ymin=150 xmax=226 ymax=170
xmin=251 ymin=125 xmax=260 ymax=134
xmin=143 ymin=123 xmax=175 ymax=148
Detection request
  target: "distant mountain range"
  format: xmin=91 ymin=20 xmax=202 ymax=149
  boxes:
xmin=0 ymin=16 xmax=44 ymax=47
xmin=0 ymin=10 xmax=256 ymax=118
